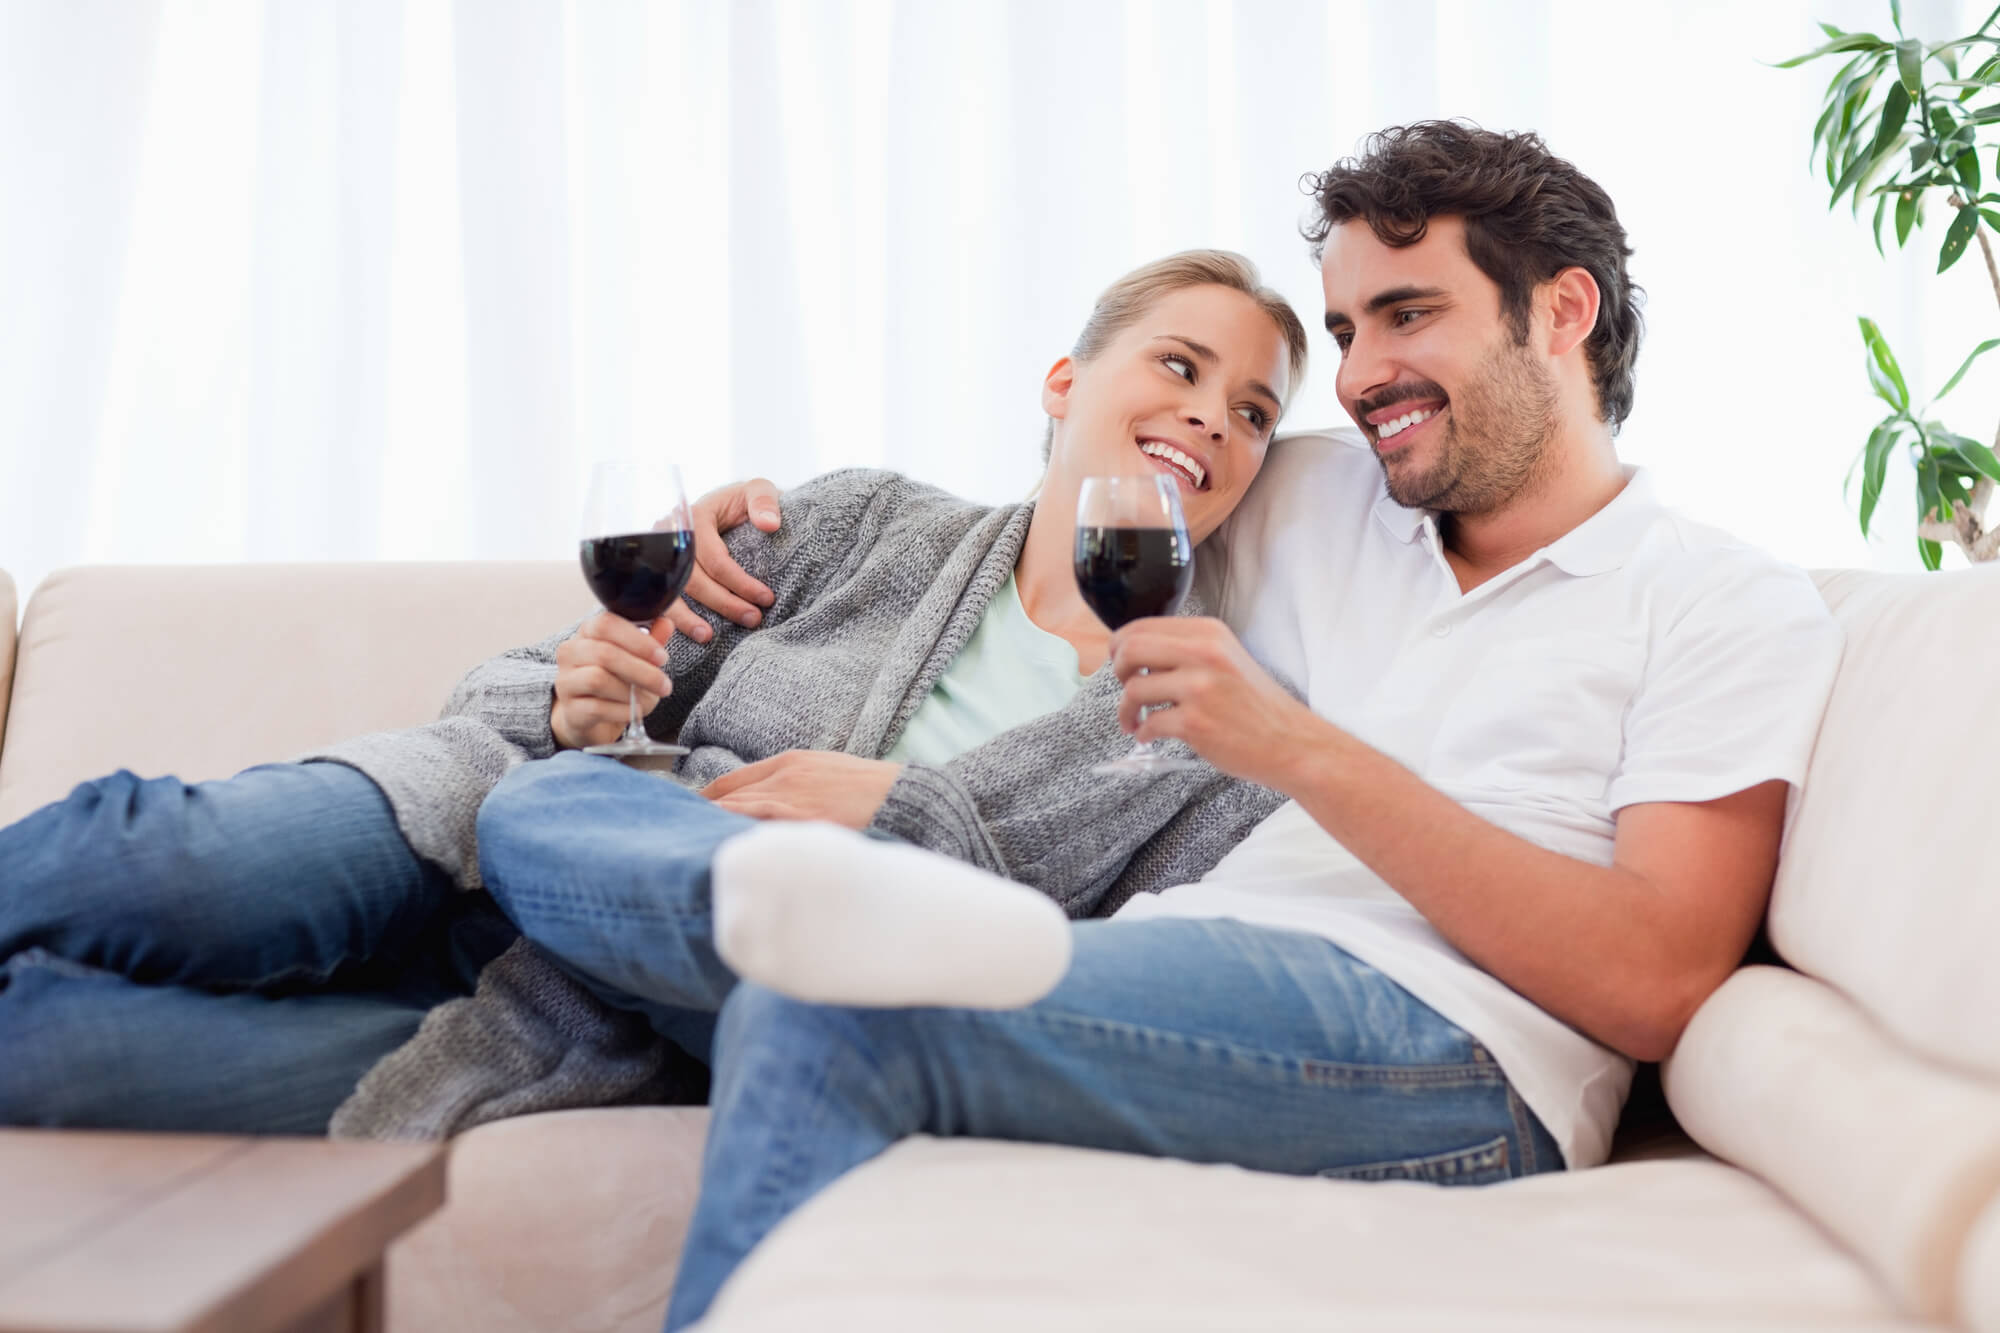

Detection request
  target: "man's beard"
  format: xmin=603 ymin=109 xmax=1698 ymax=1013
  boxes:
xmin=1377 ymin=335 xmax=1559 ymax=515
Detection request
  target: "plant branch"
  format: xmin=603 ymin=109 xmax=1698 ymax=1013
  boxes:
xmin=1979 ymin=218 xmax=2000 ymax=312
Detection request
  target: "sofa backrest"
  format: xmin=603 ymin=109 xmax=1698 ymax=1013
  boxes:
xmin=1777 ymin=565 xmax=2000 ymax=1078
xmin=0 ymin=570 xmax=16 ymax=762
xmin=0 ymin=562 xmax=589 ymax=826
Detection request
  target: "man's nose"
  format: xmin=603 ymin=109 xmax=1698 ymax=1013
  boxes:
xmin=1337 ymin=331 xmax=1395 ymax=408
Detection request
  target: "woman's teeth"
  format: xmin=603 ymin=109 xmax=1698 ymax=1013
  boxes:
xmin=1376 ymin=406 xmax=1439 ymax=440
xmin=1139 ymin=441 xmax=1206 ymax=489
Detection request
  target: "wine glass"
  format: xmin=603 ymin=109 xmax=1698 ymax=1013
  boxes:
xmin=1073 ymin=474 xmax=1200 ymax=775
xmin=577 ymin=459 xmax=697 ymax=759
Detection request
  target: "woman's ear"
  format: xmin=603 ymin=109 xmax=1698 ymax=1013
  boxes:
xmin=1543 ymin=267 xmax=1601 ymax=358
xmin=1040 ymin=356 xmax=1077 ymax=420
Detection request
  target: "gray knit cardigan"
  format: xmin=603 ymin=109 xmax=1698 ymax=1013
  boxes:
xmin=322 ymin=468 xmax=1284 ymax=1138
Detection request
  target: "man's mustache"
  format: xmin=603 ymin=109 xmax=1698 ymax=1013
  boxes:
xmin=1354 ymin=382 xmax=1448 ymax=422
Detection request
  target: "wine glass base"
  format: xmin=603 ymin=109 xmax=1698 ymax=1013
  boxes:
xmin=1090 ymin=755 xmax=1203 ymax=776
xmin=583 ymin=740 xmax=691 ymax=763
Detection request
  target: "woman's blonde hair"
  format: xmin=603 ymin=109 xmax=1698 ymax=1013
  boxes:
xmin=1043 ymin=249 xmax=1311 ymax=461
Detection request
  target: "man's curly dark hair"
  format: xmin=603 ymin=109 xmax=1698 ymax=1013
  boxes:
xmin=1303 ymin=121 xmax=1644 ymax=430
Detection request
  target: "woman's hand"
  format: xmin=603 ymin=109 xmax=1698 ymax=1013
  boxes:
xmin=1110 ymin=617 xmax=1329 ymax=789
xmin=702 ymin=751 xmax=904 ymax=829
xmin=551 ymin=612 xmax=673 ymax=751
xmin=663 ymin=478 xmax=785 ymax=643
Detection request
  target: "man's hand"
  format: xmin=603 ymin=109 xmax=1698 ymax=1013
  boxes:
xmin=701 ymin=751 xmax=903 ymax=829
xmin=1110 ymin=617 xmax=1327 ymax=788
xmin=663 ymin=478 xmax=784 ymax=644
xmin=552 ymin=612 xmax=674 ymax=751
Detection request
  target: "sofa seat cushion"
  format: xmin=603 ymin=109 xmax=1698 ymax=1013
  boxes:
xmin=385 ymin=1106 xmax=708 ymax=1333
xmin=698 ymin=1136 xmax=1925 ymax=1332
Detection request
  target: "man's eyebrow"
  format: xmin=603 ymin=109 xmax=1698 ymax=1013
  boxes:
xmin=1324 ymin=285 xmax=1450 ymax=331
xmin=1157 ymin=334 xmax=1281 ymax=408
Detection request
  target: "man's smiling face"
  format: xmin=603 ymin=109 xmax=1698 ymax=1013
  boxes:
xmin=1320 ymin=215 xmax=1558 ymax=516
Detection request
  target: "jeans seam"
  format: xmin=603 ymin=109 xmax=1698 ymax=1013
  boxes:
xmin=987 ymin=1005 xmax=1506 ymax=1091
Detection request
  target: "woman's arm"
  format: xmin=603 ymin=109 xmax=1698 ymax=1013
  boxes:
xmin=442 ymin=473 xmax=875 ymax=752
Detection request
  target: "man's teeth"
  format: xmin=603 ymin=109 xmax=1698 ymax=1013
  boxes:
xmin=1139 ymin=441 xmax=1205 ymax=489
xmin=1376 ymin=406 xmax=1439 ymax=440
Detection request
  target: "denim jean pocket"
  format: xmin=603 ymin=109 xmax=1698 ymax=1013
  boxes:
xmin=1317 ymin=1134 xmax=1512 ymax=1186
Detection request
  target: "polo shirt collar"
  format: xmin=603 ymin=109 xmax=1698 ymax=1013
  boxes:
xmin=1371 ymin=466 xmax=1660 ymax=577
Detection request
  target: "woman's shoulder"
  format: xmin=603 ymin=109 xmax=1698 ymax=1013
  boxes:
xmin=784 ymin=467 xmax=1014 ymax=539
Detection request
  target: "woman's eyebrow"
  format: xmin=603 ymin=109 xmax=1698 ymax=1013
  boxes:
xmin=1156 ymin=335 xmax=1280 ymax=408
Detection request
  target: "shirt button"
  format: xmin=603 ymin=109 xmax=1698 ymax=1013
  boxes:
xmin=1431 ymin=623 xmax=1452 ymax=638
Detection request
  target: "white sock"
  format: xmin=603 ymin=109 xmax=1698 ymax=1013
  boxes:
xmin=711 ymin=823 xmax=1073 ymax=1010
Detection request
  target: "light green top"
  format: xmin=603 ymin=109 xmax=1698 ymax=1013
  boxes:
xmin=886 ymin=572 xmax=1091 ymax=766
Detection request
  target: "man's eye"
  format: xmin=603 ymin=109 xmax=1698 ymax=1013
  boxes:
xmin=1332 ymin=332 xmax=1353 ymax=353
xmin=1395 ymin=308 xmax=1426 ymax=326
xmin=1161 ymin=354 xmax=1195 ymax=381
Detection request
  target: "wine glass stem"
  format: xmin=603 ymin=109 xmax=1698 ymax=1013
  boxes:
xmin=625 ymin=683 xmax=647 ymax=744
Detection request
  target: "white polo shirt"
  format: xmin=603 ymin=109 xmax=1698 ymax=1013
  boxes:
xmin=1114 ymin=430 xmax=1843 ymax=1170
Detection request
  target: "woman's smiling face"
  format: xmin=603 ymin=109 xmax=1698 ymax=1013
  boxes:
xmin=1041 ymin=283 xmax=1291 ymax=543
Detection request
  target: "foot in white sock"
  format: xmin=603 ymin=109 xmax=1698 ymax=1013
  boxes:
xmin=711 ymin=823 xmax=1073 ymax=1010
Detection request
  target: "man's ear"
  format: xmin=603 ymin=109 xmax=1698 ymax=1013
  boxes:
xmin=1040 ymin=356 xmax=1077 ymax=420
xmin=1544 ymin=267 xmax=1601 ymax=358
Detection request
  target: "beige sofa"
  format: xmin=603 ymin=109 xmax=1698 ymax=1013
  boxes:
xmin=2 ymin=559 xmax=1997 ymax=1332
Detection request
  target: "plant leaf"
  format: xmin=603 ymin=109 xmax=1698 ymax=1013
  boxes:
xmin=1775 ymin=32 xmax=1890 ymax=68
xmin=1960 ymin=146 xmax=1985 ymax=194
xmin=1860 ymin=317 xmax=1911 ymax=409
xmin=1860 ymin=421 xmax=1898 ymax=534
xmin=1933 ymin=337 xmax=2000 ymax=399
xmin=1896 ymin=189 xmax=1919 ymax=244
xmin=1916 ymin=457 xmax=1947 ymax=568
xmin=1955 ymin=436 xmax=2000 ymax=482
xmin=1939 ymin=204 xmax=1979 ymax=272
xmin=1897 ymin=38 xmax=1923 ymax=93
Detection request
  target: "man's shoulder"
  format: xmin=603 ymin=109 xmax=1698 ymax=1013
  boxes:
xmin=1631 ymin=506 xmax=1831 ymax=630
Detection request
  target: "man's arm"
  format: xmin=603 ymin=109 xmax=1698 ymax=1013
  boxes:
xmin=1110 ymin=617 xmax=1789 ymax=1063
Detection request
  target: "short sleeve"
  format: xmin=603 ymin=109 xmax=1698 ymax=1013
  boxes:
xmin=1606 ymin=557 xmax=1843 ymax=812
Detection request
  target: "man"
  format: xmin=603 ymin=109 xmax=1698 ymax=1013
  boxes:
xmin=645 ymin=121 xmax=1841 ymax=1328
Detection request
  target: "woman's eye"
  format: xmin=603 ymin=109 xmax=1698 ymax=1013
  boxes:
xmin=1161 ymin=354 xmax=1195 ymax=381
xmin=1236 ymin=405 xmax=1268 ymax=429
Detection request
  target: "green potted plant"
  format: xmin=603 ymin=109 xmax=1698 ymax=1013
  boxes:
xmin=1783 ymin=1 xmax=2000 ymax=566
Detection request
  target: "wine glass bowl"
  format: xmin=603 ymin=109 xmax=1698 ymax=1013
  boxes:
xmin=577 ymin=459 xmax=697 ymax=760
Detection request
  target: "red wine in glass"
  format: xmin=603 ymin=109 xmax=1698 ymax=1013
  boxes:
xmin=578 ymin=459 xmax=696 ymax=760
xmin=1074 ymin=527 xmax=1193 ymax=629
xmin=1073 ymin=475 xmax=1200 ymax=775
xmin=580 ymin=531 xmax=698 ymax=622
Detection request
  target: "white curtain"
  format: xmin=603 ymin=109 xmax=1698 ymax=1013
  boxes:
xmin=3 ymin=0 xmax=1992 ymax=609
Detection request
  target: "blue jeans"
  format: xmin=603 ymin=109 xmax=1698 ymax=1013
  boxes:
xmin=0 ymin=763 xmax=514 ymax=1133
xmin=468 ymin=756 xmax=1562 ymax=1332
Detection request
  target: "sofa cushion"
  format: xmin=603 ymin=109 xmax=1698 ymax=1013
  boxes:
xmin=1776 ymin=568 xmax=2000 ymax=1078
xmin=1664 ymin=965 xmax=2000 ymax=1326
xmin=696 ymin=1136 xmax=1919 ymax=1332
xmin=385 ymin=1106 xmax=707 ymax=1333
xmin=0 ymin=569 xmax=15 ymax=760
xmin=0 ymin=561 xmax=587 ymax=824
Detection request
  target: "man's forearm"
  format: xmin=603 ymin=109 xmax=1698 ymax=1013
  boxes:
xmin=1268 ymin=720 xmax=1738 ymax=1062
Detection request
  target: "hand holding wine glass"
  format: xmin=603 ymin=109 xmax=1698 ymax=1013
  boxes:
xmin=574 ymin=459 xmax=699 ymax=759
xmin=1073 ymin=474 xmax=1199 ymax=775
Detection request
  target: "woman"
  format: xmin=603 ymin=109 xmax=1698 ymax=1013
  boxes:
xmin=0 ymin=250 xmax=1308 ymax=1135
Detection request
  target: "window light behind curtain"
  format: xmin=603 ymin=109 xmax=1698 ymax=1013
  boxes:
xmin=2 ymin=0 xmax=1988 ymax=609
